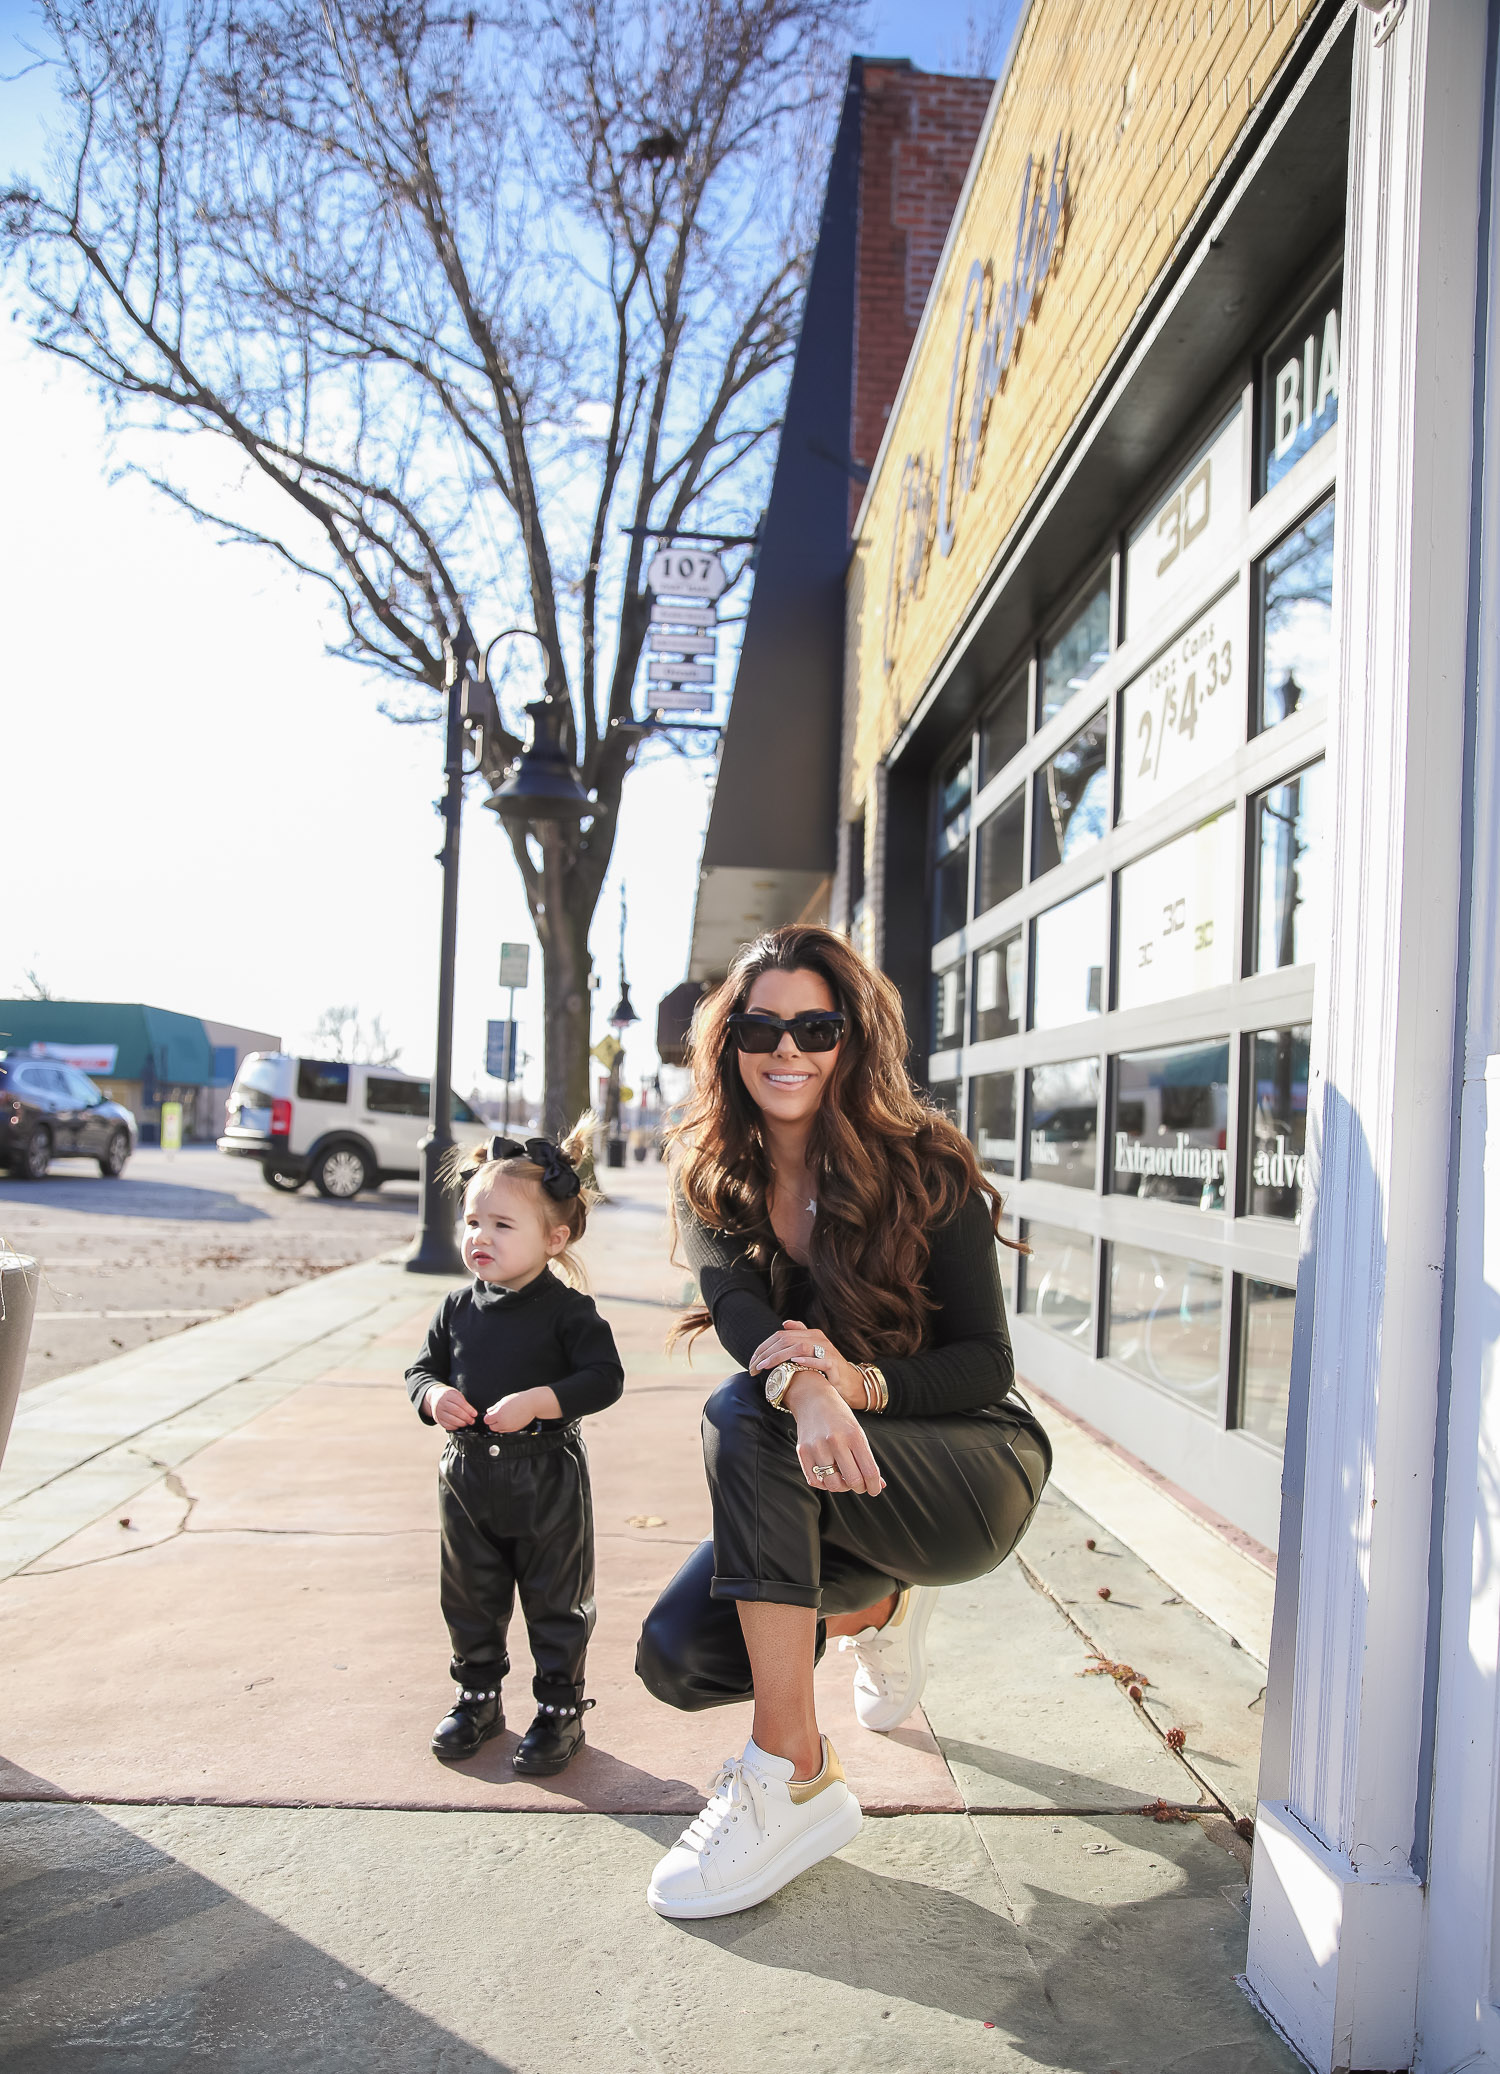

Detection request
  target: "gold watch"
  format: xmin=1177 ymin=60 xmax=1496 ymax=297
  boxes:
xmin=764 ymin=1360 xmax=801 ymax=1412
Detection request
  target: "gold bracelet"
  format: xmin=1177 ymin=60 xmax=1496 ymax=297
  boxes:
xmin=859 ymin=1364 xmax=889 ymax=1413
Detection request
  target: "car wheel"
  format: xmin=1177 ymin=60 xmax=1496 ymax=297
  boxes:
xmin=313 ymin=1144 xmax=369 ymax=1199
xmin=97 ymin=1129 xmax=130 ymax=1179
xmin=263 ymin=1164 xmax=305 ymax=1193
xmin=20 ymin=1126 xmax=51 ymax=1181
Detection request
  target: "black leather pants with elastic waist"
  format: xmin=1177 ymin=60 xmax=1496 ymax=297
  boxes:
xmin=636 ymin=1371 xmax=1051 ymax=1711
xmin=438 ymin=1424 xmax=596 ymax=1707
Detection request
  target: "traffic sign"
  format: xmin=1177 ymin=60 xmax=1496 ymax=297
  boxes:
xmin=486 ymin=1020 xmax=519 ymax=1080
xmin=647 ymin=548 xmax=727 ymax=599
xmin=498 ymin=942 xmax=530 ymax=988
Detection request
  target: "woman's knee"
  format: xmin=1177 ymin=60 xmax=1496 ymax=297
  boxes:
xmin=635 ymin=1540 xmax=746 ymax=1713
xmin=636 ymin=1598 xmax=692 ymax=1708
xmin=701 ymin=1371 xmax=768 ymax=1473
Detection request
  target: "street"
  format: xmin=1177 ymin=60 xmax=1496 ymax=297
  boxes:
xmin=0 ymin=1145 xmax=418 ymax=1390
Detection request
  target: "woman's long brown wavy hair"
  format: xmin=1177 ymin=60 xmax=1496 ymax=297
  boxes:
xmin=668 ymin=924 xmax=1013 ymax=1360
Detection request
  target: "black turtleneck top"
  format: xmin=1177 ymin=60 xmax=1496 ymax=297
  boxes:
xmin=675 ymin=1186 xmax=1016 ymax=1420
xmin=405 ymin=1270 xmax=624 ymax=1427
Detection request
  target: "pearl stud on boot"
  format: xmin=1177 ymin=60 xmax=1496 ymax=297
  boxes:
xmin=431 ymin=1688 xmax=503 ymax=1758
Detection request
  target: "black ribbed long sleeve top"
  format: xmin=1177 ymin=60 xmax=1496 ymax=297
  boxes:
xmin=405 ymin=1269 xmax=624 ymax=1427
xmin=675 ymin=1187 xmax=1015 ymax=1419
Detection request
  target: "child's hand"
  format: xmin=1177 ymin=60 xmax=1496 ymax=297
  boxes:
xmin=485 ymin=1390 xmax=540 ymax=1434
xmin=429 ymin=1386 xmax=478 ymax=1431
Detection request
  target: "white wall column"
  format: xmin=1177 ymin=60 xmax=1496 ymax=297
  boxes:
xmin=1410 ymin=13 xmax=1500 ymax=2052
xmin=1245 ymin=3 xmax=1488 ymax=2068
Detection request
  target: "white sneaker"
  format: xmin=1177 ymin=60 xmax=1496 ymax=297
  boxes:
xmin=646 ymin=1735 xmax=863 ymax=1920
xmin=840 ymin=1584 xmax=940 ymax=1732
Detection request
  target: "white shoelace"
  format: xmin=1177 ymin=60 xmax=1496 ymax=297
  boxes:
xmin=838 ymin=1628 xmax=893 ymax=1694
xmin=678 ymin=1754 xmax=769 ymax=1853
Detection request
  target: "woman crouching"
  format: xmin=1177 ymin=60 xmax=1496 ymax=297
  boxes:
xmin=638 ymin=925 xmax=1050 ymax=1917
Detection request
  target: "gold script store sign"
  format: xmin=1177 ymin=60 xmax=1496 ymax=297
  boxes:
xmin=883 ymin=135 xmax=1071 ymax=675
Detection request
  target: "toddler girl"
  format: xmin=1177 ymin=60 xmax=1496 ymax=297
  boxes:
xmin=406 ymin=1126 xmax=623 ymax=1775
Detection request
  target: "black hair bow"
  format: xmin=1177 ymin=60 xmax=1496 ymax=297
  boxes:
xmin=485 ymin=1134 xmax=582 ymax=1199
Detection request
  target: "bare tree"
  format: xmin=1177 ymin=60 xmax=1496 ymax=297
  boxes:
xmin=311 ymin=1005 xmax=403 ymax=1065
xmin=18 ymin=968 xmax=56 ymax=1001
xmin=2 ymin=0 xmax=855 ymax=1128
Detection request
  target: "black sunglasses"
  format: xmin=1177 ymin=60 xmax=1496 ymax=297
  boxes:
xmin=728 ymin=1010 xmax=847 ymax=1055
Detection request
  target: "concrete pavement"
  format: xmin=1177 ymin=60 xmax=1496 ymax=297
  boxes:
xmin=0 ymin=1164 xmax=1298 ymax=2070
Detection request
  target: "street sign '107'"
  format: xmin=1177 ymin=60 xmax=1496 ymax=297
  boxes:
xmin=648 ymin=548 xmax=727 ymax=599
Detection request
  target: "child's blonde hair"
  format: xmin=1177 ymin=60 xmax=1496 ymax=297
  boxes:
xmin=449 ymin=1114 xmax=599 ymax=1288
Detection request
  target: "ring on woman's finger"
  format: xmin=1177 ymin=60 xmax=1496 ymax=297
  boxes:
xmin=811 ymin=1464 xmax=838 ymax=1480
xmin=813 ymin=1344 xmax=825 ymax=1358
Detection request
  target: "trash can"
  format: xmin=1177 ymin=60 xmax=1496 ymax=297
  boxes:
xmin=0 ymin=1251 xmax=37 ymax=1474
xmin=605 ymin=1137 xmax=627 ymax=1168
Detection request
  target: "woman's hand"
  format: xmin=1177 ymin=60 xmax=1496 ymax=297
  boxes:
xmin=428 ymin=1385 xmax=477 ymax=1431
xmin=783 ymin=1373 xmax=885 ymax=1498
xmin=749 ymin=1320 xmax=864 ymax=1408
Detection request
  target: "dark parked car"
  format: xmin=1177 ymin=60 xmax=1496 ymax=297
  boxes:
xmin=0 ymin=1057 xmax=137 ymax=1180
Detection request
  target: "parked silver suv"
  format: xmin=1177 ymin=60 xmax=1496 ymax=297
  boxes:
xmin=218 ymin=1053 xmax=488 ymax=1197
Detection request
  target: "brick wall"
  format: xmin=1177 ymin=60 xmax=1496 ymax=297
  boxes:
xmin=847 ymin=0 xmax=1320 ymax=808
xmin=851 ymin=63 xmax=994 ymax=505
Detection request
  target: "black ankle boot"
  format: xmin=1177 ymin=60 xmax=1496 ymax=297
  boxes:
xmin=431 ymin=1688 xmax=503 ymax=1758
xmin=512 ymin=1698 xmax=592 ymax=1776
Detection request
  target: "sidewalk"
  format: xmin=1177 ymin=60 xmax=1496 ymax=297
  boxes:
xmin=0 ymin=1165 xmax=1298 ymax=2071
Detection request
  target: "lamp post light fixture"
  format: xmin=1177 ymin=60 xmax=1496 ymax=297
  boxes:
xmin=485 ymin=695 xmax=594 ymax=824
xmin=407 ymin=621 xmax=564 ymax=1277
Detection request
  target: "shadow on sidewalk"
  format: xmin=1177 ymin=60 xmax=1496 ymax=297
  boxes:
xmin=0 ymin=1798 xmax=514 ymax=2072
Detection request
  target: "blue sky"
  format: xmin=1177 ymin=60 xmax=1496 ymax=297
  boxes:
xmin=0 ymin=1 xmax=1022 ymax=1101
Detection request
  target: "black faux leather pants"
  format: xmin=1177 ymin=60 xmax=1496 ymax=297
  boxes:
xmin=438 ymin=1425 xmax=596 ymax=1706
xmin=636 ymin=1371 xmax=1050 ymax=1711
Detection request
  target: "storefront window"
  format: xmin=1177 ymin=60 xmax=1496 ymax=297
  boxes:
xmin=1237 ymin=1277 xmax=1295 ymax=1448
xmin=1256 ymin=499 xmax=1335 ymax=732
xmin=1019 ymin=1220 xmax=1094 ymax=1346
xmin=1117 ymin=592 xmax=1240 ymax=824
xmin=1252 ymin=761 xmax=1323 ymax=972
xmin=1107 ymin=1244 xmax=1223 ymax=1414
xmin=980 ymin=667 xmax=1028 ymax=783
xmin=975 ymin=786 xmax=1025 ymax=915
xmin=1111 ymin=1040 xmax=1229 ymax=1211
xmin=1249 ymin=1025 xmax=1310 ymax=1220
xmin=932 ymin=962 xmax=966 ymax=1053
xmin=1026 ymin=1056 xmax=1100 ymax=1190
xmin=934 ymin=740 xmax=972 ymax=940
xmin=1115 ymin=811 xmax=1236 ymax=1013
xmin=1039 ymin=573 xmax=1111 ymax=725
xmin=1031 ymin=880 xmax=1106 ymax=1030
xmin=928 ymin=1078 xmax=960 ymax=1122
xmin=1125 ymin=409 xmax=1244 ymax=640
xmin=1260 ymin=272 xmax=1341 ymax=494
xmin=973 ymin=929 xmax=1023 ymax=1040
xmin=970 ymin=1071 xmax=1018 ymax=1176
xmin=1033 ymin=711 xmax=1108 ymax=878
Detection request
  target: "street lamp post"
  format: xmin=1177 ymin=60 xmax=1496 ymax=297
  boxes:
xmin=604 ymin=883 xmax=638 ymax=1168
xmin=406 ymin=624 xmax=476 ymax=1275
xmin=407 ymin=622 xmax=577 ymax=1275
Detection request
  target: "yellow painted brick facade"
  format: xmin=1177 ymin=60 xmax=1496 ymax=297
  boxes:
xmin=846 ymin=0 xmax=1315 ymax=808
